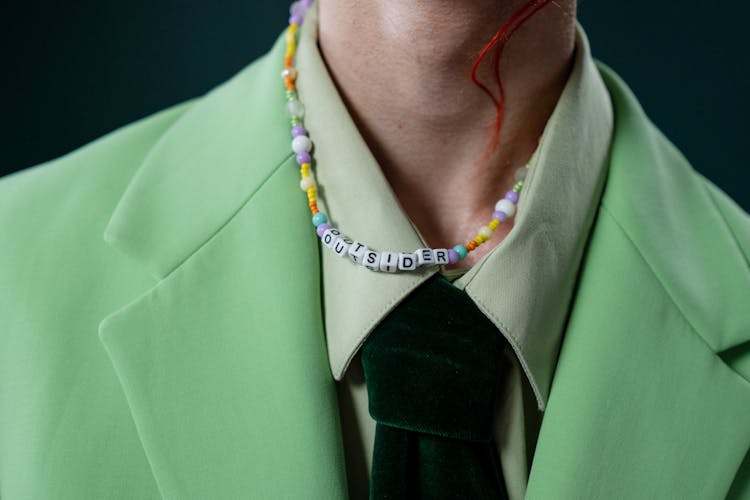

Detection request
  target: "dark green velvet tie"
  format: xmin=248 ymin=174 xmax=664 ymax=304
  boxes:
xmin=361 ymin=273 xmax=511 ymax=500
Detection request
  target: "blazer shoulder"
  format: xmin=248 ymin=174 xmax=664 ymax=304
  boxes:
xmin=0 ymin=100 xmax=194 ymax=207
xmin=699 ymin=171 xmax=750 ymax=265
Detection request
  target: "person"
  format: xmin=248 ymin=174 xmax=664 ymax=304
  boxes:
xmin=0 ymin=0 xmax=748 ymax=498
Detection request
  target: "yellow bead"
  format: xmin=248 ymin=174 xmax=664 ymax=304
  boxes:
xmin=475 ymin=235 xmax=485 ymax=244
xmin=489 ymin=219 xmax=500 ymax=230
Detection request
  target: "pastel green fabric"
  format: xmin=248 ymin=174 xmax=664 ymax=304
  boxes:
xmin=0 ymin=22 xmax=749 ymax=500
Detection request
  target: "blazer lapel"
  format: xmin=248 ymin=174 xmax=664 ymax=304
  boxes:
xmin=97 ymin=32 xmax=349 ymax=499
xmin=525 ymin=64 xmax=750 ymax=499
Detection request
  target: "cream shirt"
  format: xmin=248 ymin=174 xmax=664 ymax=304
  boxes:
xmin=296 ymin=4 xmax=614 ymax=499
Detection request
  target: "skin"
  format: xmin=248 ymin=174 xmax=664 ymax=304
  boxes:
xmin=317 ymin=0 xmax=577 ymax=268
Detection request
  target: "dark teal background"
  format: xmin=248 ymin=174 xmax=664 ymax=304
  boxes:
xmin=2 ymin=1 xmax=748 ymax=209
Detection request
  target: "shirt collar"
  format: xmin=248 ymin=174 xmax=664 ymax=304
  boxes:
xmin=296 ymin=2 xmax=613 ymax=411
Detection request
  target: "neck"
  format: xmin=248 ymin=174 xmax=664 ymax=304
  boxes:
xmin=317 ymin=0 xmax=577 ymax=266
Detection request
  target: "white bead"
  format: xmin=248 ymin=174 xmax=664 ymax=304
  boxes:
xmin=286 ymin=99 xmax=305 ymax=118
xmin=398 ymin=253 xmax=417 ymax=271
xmin=514 ymin=166 xmax=528 ymax=181
xmin=416 ymin=248 xmax=435 ymax=266
xmin=433 ymin=249 xmax=450 ymax=265
xmin=379 ymin=251 xmax=399 ymax=273
xmin=362 ymin=250 xmax=381 ymax=271
xmin=494 ymin=198 xmax=516 ymax=217
xmin=479 ymin=226 xmax=493 ymax=238
xmin=291 ymin=135 xmax=312 ymax=154
xmin=281 ymin=67 xmax=297 ymax=79
xmin=321 ymin=228 xmax=342 ymax=248
xmin=299 ymin=177 xmax=316 ymax=191
xmin=332 ymin=237 xmax=352 ymax=257
xmin=348 ymin=241 xmax=368 ymax=264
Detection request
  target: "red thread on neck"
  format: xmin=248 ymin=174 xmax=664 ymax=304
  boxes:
xmin=470 ymin=0 xmax=553 ymax=154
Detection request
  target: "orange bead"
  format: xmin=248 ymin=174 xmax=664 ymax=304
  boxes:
xmin=285 ymin=80 xmax=295 ymax=91
xmin=466 ymin=241 xmax=477 ymax=251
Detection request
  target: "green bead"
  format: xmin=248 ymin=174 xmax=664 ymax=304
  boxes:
xmin=454 ymin=245 xmax=468 ymax=260
xmin=513 ymin=181 xmax=524 ymax=192
xmin=285 ymin=90 xmax=298 ymax=100
xmin=312 ymin=212 xmax=328 ymax=227
xmin=290 ymin=117 xmax=302 ymax=126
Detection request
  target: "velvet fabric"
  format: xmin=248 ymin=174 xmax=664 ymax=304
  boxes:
xmin=362 ymin=273 xmax=511 ymax=499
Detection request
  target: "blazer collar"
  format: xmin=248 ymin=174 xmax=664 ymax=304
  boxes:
xmin=102 ymin=31 xmax=292 ymax=281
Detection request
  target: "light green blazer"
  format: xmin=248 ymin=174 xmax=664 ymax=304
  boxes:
xmin=1 ymin=31 xmax=749 ymax=500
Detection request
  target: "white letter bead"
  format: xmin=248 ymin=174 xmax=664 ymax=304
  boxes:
xmin=416 ymin=248 xmax=435 ymax=266
xmin=362 ymin=250 xmax=381 ymax=271
xmin=398 ymin=253 xmax=417 ymax=271
xmin=291 ymin=135 xmax=313 ymax=154
xmin=322 ymin=228 xmax=342 ymax=248
xmin=332 ymin=237 xmax=352 ymax=257
xmin=433 ymin=249 xmax=450 ymax=265
xmin=379 ymin=251 xmax=399 ymax=273
xmin=494 ymin=198 xmax=516 ymax=217
xmin=348 ymin=241 xmax=368 ymax=264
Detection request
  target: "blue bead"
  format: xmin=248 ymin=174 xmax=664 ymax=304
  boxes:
xmin=312 ymin=212 xmax=328 ymax=227
xmin=453 ymin=245 xmax=468 ymax=260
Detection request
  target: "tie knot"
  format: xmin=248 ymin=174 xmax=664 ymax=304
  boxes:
xmin=362 ymin=274 xmax=510 ymax=442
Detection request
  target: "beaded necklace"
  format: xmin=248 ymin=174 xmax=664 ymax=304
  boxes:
xmin=283 ymin=0 xmax=534 ymax=273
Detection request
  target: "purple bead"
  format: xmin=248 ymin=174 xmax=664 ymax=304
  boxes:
xmin=290 ymin=1 xmax=305 ymax=15
xmin=504 ymin=190 xmax=519 ymax=203
xmin=289 ymin=13 xmax=304 ymax=25
xmin=301 ymin=0 xmax=314 ymax=6
xmin=493 ymin=210 xmax=508 ymax=222
xmin=296 ymin=151 xmax=311 ymax=165
xmin=447 ymin=249 xmax=460 ymax=264
xmin=316 ymin=223 xmax=331 ymax=237
xmin=291 ymin=125 xmax=307 ymax=138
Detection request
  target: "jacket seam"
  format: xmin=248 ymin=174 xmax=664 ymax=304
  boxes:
xmin=162 ymin=152 xmax=295 ymax=279
xmin=700 ymin=177 xmax=750 ymax=268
